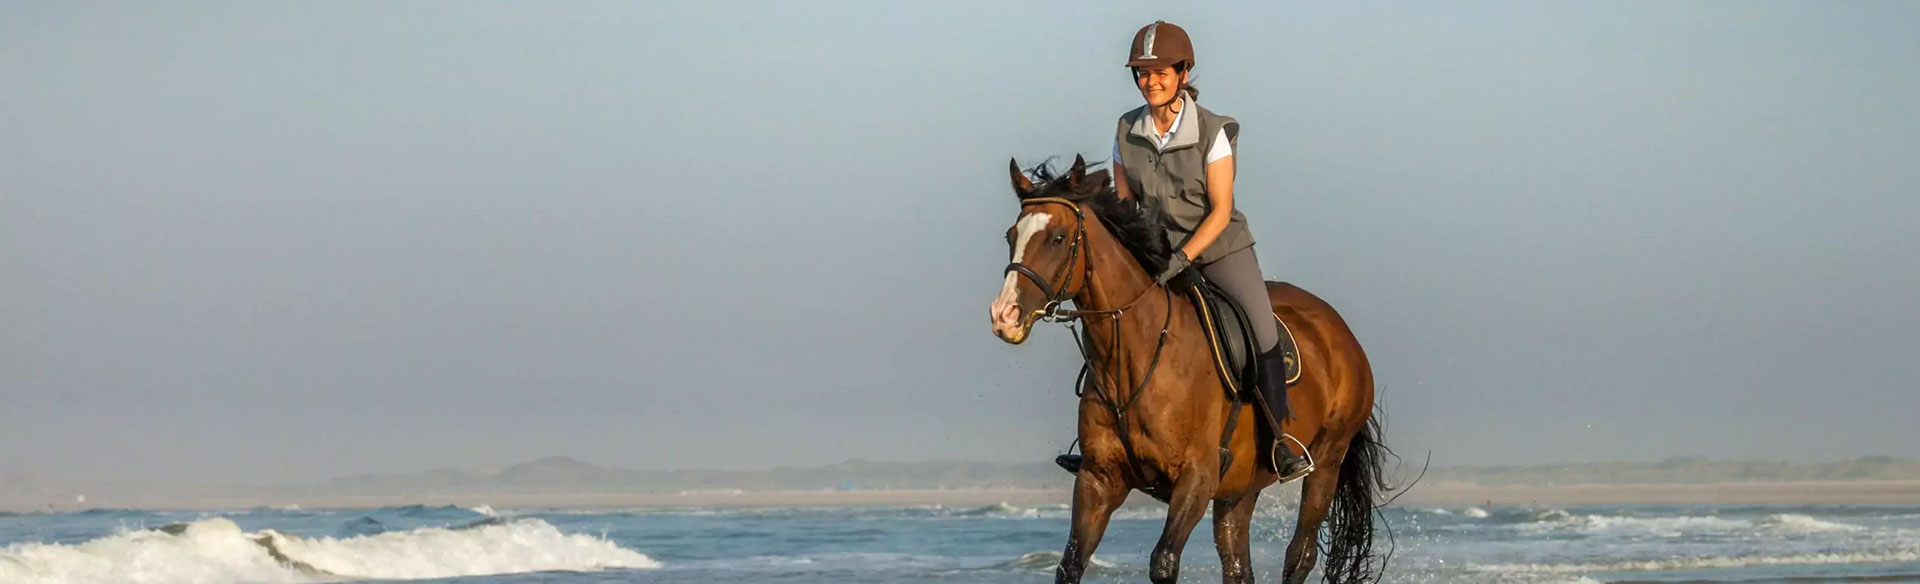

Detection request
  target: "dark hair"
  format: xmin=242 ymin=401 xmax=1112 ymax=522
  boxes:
xmin=1174 ymin=62 xmax=1199 ymax=101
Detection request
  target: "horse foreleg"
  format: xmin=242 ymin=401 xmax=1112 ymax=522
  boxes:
xmin=1280 ymin=462 xmax=1341 ymax=584
xmin=1212 ymin=492 xmax=1261 ymax=584
xmin=1149 ymin=470 xmax=1217 ymax=584
xmin=1057 ymin=469 xmax=1127 ymax=584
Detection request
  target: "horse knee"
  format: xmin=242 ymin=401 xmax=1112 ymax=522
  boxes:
xmin=1149 ymin=549 xmax=1181 ymax=584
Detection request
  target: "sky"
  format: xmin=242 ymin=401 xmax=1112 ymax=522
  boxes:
xmin=3 ymin=2 xmax=1917 ymax=484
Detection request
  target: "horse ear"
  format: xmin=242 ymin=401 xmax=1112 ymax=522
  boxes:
xmin=1067 ymin=155 xmax=1088 ymax=190
xmin=1009 ymin=158 xmax=1034 ymax=196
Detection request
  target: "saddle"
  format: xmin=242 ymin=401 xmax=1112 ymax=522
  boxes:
xmin=1185 ymin=276 xmax=1300 ymax=400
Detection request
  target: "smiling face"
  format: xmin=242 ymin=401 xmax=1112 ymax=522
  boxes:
xmin=1132 ymin=64 xmax=1187 ymax=108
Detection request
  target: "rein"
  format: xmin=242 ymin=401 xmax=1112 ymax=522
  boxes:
xmin=1005 ymin=197 xmax=1171 ymax=470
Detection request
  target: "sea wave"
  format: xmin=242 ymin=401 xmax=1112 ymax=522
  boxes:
xmin=1005 ymin=550 xmax=1117 ymax=571
xmin=379 ymin=503 xmax=482 ymax=518
xmin=947 ymin=502 xmax=1055 ymax=518
xmin=1753 ymin=513 xmax=1865 ymax=533
xmin=1476 ymin=508 xmax=1867 ymax=536
xmin=1475 ymin=548 xmax=1920 ymax=573
xmin=0 ymin=516 xmax=658 ymax=584
xmin=709 ymin=551 xmax=953 ymax=571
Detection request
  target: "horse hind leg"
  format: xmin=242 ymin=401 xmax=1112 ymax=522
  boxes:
xmin=1148 ymin=470 xmax=1217 ymax=584
xmin=1281 ymin=460 xmax=1341 ymax=584
xmin=1212 ymin=492 xmax=1261 ymax=584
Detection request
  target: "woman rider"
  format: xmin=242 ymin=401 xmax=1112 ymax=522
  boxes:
xmin=1056 ymin=21 xmax=1308 ymax=479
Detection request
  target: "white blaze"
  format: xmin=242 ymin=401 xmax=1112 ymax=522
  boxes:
xmin=994 ymin=212 xmax=1054 ymax=313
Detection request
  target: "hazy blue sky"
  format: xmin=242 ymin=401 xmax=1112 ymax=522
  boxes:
xmin=4 ymin=2 xmax=1917 ymax=484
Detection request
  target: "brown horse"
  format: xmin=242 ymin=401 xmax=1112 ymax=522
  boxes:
xmin=989 ymin=156 xmax=1394 ymax=584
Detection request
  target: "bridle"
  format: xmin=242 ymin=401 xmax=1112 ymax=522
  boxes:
xmin=1002 ymin=197 xmax=1089 ymax=324
xmin=1003 ymin=196 xmax=1168 ymax=323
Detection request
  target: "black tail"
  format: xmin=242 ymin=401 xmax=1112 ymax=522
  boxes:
xmin=1321 ymin=414 xmax=1395 ymax=584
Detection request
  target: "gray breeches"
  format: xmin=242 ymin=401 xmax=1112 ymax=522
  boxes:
xmin=1199 ymin=246 xmax=1279 ymax=352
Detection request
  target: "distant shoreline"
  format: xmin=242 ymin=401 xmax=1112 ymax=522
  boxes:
xmin=9 ymin=480 xmax=1920 ymax=512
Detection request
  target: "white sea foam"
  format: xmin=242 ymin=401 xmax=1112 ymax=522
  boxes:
xmin=1475 ymin=548 xmax=1920 ymax=573
xmin=1463 ymin=507 xmax=1490 ymax=518
xmin=961 ymin=502 xmax=1043 ymax=518
xmin=0 ymin=516 xmax=658 ymax=584
xmin=943 ymin=502 xmax=1079 ymax=519
xmin=1503 ymin=510 xmax=1866 ymax=537
xmin=1545 ymin=514 xmax=1748 ymax=535
xmin=1008 ymin=550 xmax=1118 ymax=571
xmin=1753 ymin=513 xmax=1865 ymax=533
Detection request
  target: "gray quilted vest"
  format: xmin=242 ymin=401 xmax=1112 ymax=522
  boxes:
xmin=1114 ymin=97 xmax=1255 ymax=264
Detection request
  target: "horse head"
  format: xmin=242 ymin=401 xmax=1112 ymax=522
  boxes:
xmin=990 ymin=155 xmax=1102 ymax=344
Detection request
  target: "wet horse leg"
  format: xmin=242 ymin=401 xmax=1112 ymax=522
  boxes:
xmin=1280 ymin=461 xmax=1341 ymax=584
xmin=1056 ymin=469 xmax=1127 ymax=584
xmin=1212 ymin=492 xmax=1261 ymax=584
xmin=1149 ymin=470 xmax=1217 ymax=584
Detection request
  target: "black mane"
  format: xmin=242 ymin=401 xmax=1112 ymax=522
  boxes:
xmin=1020 ymin=160 xmax=1172 ymax=276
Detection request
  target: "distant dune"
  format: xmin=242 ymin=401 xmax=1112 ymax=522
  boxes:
xmin=7 ymin=456 xmax=1920 ymax=511
xmin=317 ymin=455 xmax=1920 ymax=494
xmin=319 ymin=456 xmax=1072 ymax=495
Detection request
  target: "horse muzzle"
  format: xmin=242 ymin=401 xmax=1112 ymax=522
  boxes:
xmin=992 ymin=309 xmax=1045 ymax=345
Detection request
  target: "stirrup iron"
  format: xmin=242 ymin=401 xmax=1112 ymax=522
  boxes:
xmin=1273 ymin=433 xmax=1315 ymax=483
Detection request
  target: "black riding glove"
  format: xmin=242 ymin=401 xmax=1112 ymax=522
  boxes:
xmin=1155 ymin=250 xmax=1192 ymax=285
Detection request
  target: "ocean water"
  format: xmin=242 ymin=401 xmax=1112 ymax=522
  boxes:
xmin=3 ymin=501 xmax=1918 ymax=583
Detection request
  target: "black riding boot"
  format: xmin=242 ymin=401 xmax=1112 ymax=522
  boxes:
xmin=1259 ymin=345 xmax=1311 ymax=480
xmin=1055 ymin=453 xmax=1082 ymax=474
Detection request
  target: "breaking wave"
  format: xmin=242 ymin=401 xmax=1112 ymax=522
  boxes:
xmin=0 ymin=516 xmax=658 ymax=584
xmin=1752 ymin=512 xmax=1866 ymax=533
xmin=1475 ymin=548 xmax=1920 ymax=573
xmin=948 ymin=502 xmax=1055 ymax=518
xmin=1005 ymin=550 xmax=1117 ymax=571
xmin=1468 ymin=508 xmax=1869 ymax=536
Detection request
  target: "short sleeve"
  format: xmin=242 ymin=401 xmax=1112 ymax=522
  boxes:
xmin=1112 ymin=141 xmax=1122 ymax=166
xmin=1205 ymin=127 xmax=1233 ymax=165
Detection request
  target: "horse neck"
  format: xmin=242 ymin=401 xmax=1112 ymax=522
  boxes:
xmin=1071 ymin=210 xmax=1173 ymax=354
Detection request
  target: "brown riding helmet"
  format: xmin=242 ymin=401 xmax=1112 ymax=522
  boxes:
xmin=1126 ymin=21 xmax=1194 ymax=69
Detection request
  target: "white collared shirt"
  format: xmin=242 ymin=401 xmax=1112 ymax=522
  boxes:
xmin=1114 ymin=97 xmax=1233 ymax=166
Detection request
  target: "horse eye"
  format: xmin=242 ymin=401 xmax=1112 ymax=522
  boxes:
xmin=1050 ymin=234 xmax=1067 ymax=245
